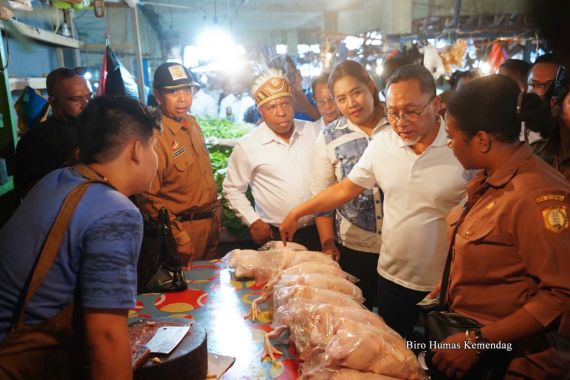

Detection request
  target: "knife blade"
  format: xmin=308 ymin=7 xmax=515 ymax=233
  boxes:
xmin=132 ymin=325 xmax=190 ymax=369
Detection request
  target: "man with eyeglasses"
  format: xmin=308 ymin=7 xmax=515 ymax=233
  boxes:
xmin=15 ymin=67 xmax=93 ymax=198
xmin=223 ymin=69 xmax=321 ymax=250
xmin=527 ymin=53 xmax=562 ymax=100
xmin=280 ymin=64 xmax=469 ymax=339
xmin=311 ymin=73 xmax=339 ymax=130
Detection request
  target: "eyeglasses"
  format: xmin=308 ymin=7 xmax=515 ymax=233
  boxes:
xmin=65 ymin=93 xmax=93 ymax=104
xmin=315 ymin=97 xmax=335 ymax=106
xmin=386 ymin=95 xmax=435 ymax=124
xmin=46 ymin=67 xmax=88 ymax=95
xmin=527 ymin=80 xmax=553 ymax=90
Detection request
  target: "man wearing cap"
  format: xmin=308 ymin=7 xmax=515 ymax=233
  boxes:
xmin=222 ymin=69 xmax=321 ymax=249
xmin=15 ymin=67 xmax=93 ymax=198
xmin=137 ymin=63 xmax=220 ymax=264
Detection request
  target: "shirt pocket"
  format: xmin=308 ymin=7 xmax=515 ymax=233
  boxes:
xmin=173 ymin=154 xmax=192 ymax=172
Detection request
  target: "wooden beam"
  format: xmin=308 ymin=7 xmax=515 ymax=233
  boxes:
xmin=0 ymin=20 xmax=83 ymax=49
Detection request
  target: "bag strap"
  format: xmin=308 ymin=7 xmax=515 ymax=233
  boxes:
xmin=12 ymin=165 xmax=112 ymax=331
xmin=438 ymin=179 xmax=491 ymax=309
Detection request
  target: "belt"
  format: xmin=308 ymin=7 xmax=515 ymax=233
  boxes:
xmin=176 ymin=209 xmax=215 ymax=222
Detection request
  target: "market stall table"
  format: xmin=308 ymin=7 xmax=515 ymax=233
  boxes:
xmin=130 ymin=260 xmax=298 ymax=379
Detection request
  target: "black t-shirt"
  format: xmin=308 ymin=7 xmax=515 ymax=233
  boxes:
xmin=15 ymin=115 xmax=77 ymax=198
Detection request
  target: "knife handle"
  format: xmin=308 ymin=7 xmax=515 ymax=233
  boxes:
xmin=132 ymin=346 xmax=150 ymax=370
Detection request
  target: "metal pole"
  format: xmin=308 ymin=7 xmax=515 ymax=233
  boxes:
xmin=131 ymin=5 xmax=146 ymax=104
xmin=451 ymin=0 xmax=462 ymax=30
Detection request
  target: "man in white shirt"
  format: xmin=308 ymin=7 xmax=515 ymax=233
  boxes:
xmin=280 ymin=64 xmax=469 ymax=339
xmin=218 ymin=79 xmax=256 ymax=123
xmin=311 ymin=73 xmax=339 ymax=130
xmin=191 ymin=86 xmax=218 ymax=117
xmin=223 ymin=69 xmax=321 ymax=249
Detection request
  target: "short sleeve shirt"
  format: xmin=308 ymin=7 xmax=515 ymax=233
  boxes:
xmin=0 ymin=167 xmax=142 ymax=342
xmin=348 ymin=119 xmax=468 ymax=291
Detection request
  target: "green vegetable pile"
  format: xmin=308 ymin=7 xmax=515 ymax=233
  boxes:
xmin=197 ymin=116 xmax=253 ymax=234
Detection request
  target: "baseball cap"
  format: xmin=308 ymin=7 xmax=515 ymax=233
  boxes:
xmin=153 ymin=62 xmax=200 ymax=90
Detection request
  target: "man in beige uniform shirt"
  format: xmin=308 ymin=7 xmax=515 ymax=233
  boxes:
xmin=137 ymin=63 xmax=220 ymax=264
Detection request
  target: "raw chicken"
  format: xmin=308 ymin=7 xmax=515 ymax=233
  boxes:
xmin=266 ymin=261 xmax=358 ymax=288
xmin=269 ymin=301 xmax=390 ymax=360
xmin=313 ymin=318 xmax=425 ymax=380
xmin=225 ymin=249 xmax=338 ymax=284
xmin=248 ymin=274 xmax=364 ymax=321
xmin=259 ymin=240 xmax=307 ymax=251
xmin=300 ymin=368 xmax=406 ymax=380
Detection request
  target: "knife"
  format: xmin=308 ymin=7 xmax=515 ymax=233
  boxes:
xmin=132 ymin=325 xmax=190 ymax=370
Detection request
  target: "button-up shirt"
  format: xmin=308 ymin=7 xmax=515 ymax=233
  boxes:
xmin=311 ymin=116 xmax=388 ymax=253
xmin=447 ymin=143 xmax=570 ymax=378
xmin=223 ymin=120 xmax=320 ymax=228
xmin=348 ymin=119 xmax=468 ymax=291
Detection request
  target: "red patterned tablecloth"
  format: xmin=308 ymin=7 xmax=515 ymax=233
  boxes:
xmin=130 ymin=259 xmax=298 ymax=379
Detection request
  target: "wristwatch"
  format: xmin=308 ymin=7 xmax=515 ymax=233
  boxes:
xmin=473 ymin=328 xmax=490 ymax=346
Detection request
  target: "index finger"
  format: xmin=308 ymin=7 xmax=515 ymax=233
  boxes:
xmin=279 ymin=227 xmax=289 ymax=246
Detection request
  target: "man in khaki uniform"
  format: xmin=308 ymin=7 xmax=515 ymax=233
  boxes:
xmin=137 ymin=63 xmax=220 ymax=264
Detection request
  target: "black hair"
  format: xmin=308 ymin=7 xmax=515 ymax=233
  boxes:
xmin=447 ymin=75 xmax=553 ymax=143
xmin=448 ymin=70 xmax=478 ymax=90
xmin=533 ymin=53 xmax=563 ymax=67
xmin=77 ymin=95 xmax=161 ymax=164
xmin=387 ymin=64 xmax=437 ymax=97
xmin=268 ymin=55 xmax=297 ymax=71
xmin=329 ymin=60 xmax=380 ymax=106
xmin=499 ymin=59 xmax=531 ymax=82
xmin=379 ymin=55 xmax=416 ymax=91
xmin=311 ymin=72 xmax=331 ymax=96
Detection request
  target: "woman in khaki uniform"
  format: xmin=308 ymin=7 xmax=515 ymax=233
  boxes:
xmin=431 ymin=75 xmax=570 ymax=379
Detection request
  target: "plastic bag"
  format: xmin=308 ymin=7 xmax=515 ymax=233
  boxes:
xmin=137 ymin=208 xmax=187 ymax=294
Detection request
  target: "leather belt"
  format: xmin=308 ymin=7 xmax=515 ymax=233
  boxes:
xmin=176 ymin=209 xmax=215 ymax=222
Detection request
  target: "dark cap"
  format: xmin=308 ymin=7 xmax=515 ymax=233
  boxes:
xmin=153 ymin=62 xmax=200 ymax=90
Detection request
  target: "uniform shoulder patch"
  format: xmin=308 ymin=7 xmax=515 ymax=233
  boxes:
xmin=542 ymin=206 xmax=568 ymax=233
xmin=172 ymin=147 xmax=186 ymax=158
xmin=535 ymin=194 xmax=566 ymax=203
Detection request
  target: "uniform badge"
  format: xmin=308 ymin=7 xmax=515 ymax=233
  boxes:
xmin=171 ymin=141 xmax=180 ymax=150
xmin=535 ymin=194 xmax=566 ymax=203
xmin=486 ymin=201 xmax=495 ymax=210
xmin=542 ymin=206 xmax=568 ymax=233
xmin=168 ymin=65 xmax=188 ymax=80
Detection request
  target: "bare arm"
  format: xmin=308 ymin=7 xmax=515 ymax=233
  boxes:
xmin=316 ymin=216 xmax=340 ymax=261
xmin=84 ymin=308 xmax=132 ymax=380
xmin=280 ymin=178 xmax=365 ymax=243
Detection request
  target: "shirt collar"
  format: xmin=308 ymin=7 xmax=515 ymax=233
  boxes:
xmin=397 ymin=116 xmax=447 ymax=148
xmin=258 ymin=120 xmax=303 ymax=145
xmin=161 ymin=113 xmax=192 ymax=135
xmin=485 ymin=142 xmax=534 ymax=188
xmin=342 ymin=116 xmax=389 ymax=135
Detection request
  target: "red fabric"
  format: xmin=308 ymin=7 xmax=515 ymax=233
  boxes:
xmin=97 ymin=47 xmax=108 ymax=96
xmin=487 ymin=42 xmax=509 ymax=73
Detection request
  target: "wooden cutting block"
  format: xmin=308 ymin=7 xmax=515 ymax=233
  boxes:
xmin=131 ymin=318 xmax=207 ymax=380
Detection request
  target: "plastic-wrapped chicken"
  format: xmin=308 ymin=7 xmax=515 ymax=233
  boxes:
xmin=225 ymin=249 xmax=338 ymax=283
xmin=264 ymin=261 xmax=358 ymax=290
xmin=224 ymin=249 xmax=285 ymax=282
xmin=274 ymin=274 xmax=364 ymax=304
xmin=300 ymin=368 xmax=407 ymax=380
xmin=274 ymin=285 xmax=364 ymax=313
xmin=304 ymin=318 xmax=425 ymax=380
xmin=269 ymin=301 xmax=390 ymax=360
xmin=259 ymin=240 xmax=307 ymax=251
xmin=248 ymin=274 xmax=364 ymax=320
